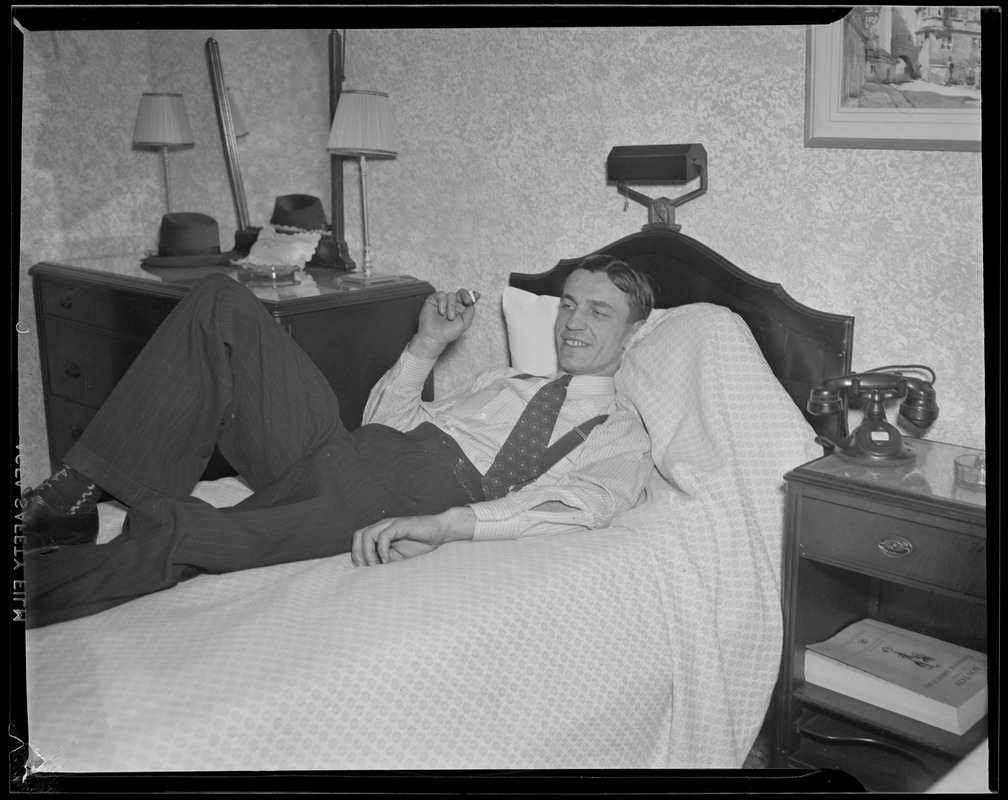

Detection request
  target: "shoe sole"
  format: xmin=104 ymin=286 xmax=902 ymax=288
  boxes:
xmin=21 ymin=531 xmax=98 ymax=555
xmin=23 ymin=543 xmax=68 ymax=556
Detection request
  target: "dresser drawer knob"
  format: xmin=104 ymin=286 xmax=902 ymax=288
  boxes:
xmin=878 ymin=536 xmax=913 ymax=558
xmin=59 ymin=295 xmax=73 ymax=309
xmin=64 ymin=361 xmax=81 ymax=378
xmin=69 ymin=425 xmax=83 ymax=441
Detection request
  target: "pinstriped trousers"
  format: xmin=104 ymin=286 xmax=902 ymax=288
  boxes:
xmin=25 ymin=274 xmax=483 ymax=628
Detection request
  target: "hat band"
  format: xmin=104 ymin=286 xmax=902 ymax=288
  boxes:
xmin=159 ymin=244 xmax=221 ymax=257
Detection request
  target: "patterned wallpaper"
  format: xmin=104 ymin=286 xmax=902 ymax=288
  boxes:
xmin=17 ymin=26 xmax=986 ymax=489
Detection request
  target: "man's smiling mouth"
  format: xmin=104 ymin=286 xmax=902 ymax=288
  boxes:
xmin=561 ymin=338 xmax=589 ymax=348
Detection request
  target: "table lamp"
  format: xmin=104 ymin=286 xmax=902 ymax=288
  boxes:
xmin=132 ymin=92 xmax=195 ymax=214
xmin=327 ymin=89 xmax=398 ymax=282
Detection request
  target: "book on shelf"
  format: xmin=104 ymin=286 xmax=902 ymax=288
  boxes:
xmin=803 ymin=618 xmax=987 ymax=736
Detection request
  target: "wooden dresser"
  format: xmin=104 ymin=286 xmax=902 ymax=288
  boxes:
xmin=30 ymin=258 xmax=435 ymax=477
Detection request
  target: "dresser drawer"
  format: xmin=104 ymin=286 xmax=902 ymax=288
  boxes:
xmin=45 ymin=395 xmax=237 ymax=480
xmin=37 ymin=278 xmax=178 ymax=338
xmin=798 ymin=496 xmax=986 ymax=598
xmin=42 ymin=319 xmax=146 ymax=407
xmin=45 ymin=395 xmax=99 ymax=463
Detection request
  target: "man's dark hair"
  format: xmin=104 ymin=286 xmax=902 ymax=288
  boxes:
xmin=574 ymin=254 xmax=656 ymax=323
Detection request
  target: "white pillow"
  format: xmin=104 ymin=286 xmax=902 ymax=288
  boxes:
xmin=502 ymin=286 xmax=560 ymax=376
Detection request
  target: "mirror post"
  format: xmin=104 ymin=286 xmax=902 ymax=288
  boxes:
xmin=206 ymin=37 xmax=250 ymax=232
xmin=328 ymin=30 xmax=356 ymax=268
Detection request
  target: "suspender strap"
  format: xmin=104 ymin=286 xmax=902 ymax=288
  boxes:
xmin=530 ymin=412 xmax=609 ymax=479
xmin=492 ymin=413 xmax=609 ymax=498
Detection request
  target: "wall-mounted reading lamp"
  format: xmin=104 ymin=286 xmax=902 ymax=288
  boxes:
xmin=607 ymin=143 xmax=707 ymax=231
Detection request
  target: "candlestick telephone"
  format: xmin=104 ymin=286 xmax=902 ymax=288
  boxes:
xmin=807 ymin=365 xmax=939 ymax=467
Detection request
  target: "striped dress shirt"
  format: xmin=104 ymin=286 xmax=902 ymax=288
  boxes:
xmin=363 ymin=348 xmax=653 ymax=541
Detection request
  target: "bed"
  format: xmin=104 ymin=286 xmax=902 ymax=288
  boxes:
xmin=20 ymin=227 xmax=854 ymax=774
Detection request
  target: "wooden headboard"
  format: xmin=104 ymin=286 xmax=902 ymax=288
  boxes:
xmin=510 ymin=228 xmax=855 ymax=444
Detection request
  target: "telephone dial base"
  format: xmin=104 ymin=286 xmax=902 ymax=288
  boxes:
xmin=834 ymin=442 xmax=916 ymax=467
xmin=833 ymin=421 xmax=917 ymax=467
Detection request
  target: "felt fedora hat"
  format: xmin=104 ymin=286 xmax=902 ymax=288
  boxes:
xmin=270 ymin=194 xmax=328 ymax=232
xmin=141 ymin=212 xmax=237 ymax=267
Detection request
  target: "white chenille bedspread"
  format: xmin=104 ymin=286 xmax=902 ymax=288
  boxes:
xmin=23 ymin=303 xmax=820 ymax=772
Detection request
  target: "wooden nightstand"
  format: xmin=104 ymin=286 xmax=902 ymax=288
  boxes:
xmin=772 ymin=437 xmax=988 ymax=792
xmin=30 ymin=258 xmax=435 ymax=478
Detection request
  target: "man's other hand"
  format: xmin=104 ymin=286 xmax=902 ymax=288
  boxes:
xmin=351 ymin=506 xmax=476 ymax=567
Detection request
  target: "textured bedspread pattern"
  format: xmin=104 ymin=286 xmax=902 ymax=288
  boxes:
xmin=612 ymin=303 xmax=821 ymax=767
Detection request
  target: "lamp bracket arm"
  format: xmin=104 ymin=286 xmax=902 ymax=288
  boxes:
xmin=617 ymin=183 xmax=679 ymax=229
xmin=669 ymin=159 xmax=708 ymax=207
xmin=617 ymin=158 xmax=707 ymax=231
xmin=616 ymin=182 xmax=654 ymax=207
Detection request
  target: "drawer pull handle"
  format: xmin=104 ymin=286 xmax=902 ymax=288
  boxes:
xmin=878 ymin=536 xmax=913 ymax=558
xmin=69 ymin=425 xmax=83 ymax=441
xmin=64 ymin=362 xmax=81 ymax=378
xmin=59 ymin=295 xmax=73 ymax=309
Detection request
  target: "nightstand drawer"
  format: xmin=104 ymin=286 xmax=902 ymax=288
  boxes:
xmin=43 ymin=319 xmax=146 ymax=406
xmin=799 ymin=497 xmax=986 ymax=598
xmin=38 ymin=279 xmax=177 ymax=337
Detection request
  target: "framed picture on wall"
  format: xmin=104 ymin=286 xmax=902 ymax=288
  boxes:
xmin=805 ymin=7 xmax=982 ymax=152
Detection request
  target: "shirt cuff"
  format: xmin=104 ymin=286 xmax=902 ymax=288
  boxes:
xmin=468 ymin=498 xmax=526 ymax=541
xmin=394 ymin=348 xmax=438 ymax=390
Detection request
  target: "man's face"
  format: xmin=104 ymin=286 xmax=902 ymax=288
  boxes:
xmin=554 ymin=269 xmax=643 ymax=377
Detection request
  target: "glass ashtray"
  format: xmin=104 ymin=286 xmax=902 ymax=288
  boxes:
xmin=244 ymin=265 xmax=300 ymax=287
xmin=953 ymin=453 xmax=986 ymax=490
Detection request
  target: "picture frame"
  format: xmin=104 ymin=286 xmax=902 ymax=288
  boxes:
xmin=804 ymin=10 xmax=982 ymax=152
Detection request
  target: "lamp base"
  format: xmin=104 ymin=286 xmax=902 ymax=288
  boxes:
xmin=338 ymin=271 xmax=404 ymax=285
xmin=642 ymin=220 xmax=682 ymax=232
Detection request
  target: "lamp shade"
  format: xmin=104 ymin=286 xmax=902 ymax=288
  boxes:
xmin=227 ymin=88 xmax=248 ymax=138
xmin=132 ymin=92 xmax=195 ymax=147
xmin=327 ymin=90 xmax=397 ymax=158
xmin=606 ymin=144 xmax=707 ymax=183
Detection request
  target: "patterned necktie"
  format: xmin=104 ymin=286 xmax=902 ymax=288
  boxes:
xmin=481 ymin=374 xmax=573 ymax=500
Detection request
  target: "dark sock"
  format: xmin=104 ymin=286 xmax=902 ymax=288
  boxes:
xmin=28 ymin=464 xmax=101 ymax=514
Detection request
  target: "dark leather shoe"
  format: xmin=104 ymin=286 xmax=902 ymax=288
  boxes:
xmin=19 ymin=489 xmax=99 ymax=549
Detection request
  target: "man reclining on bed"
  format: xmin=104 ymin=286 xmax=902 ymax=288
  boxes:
xmin=20 ymin=255 xmax=655 ymax=629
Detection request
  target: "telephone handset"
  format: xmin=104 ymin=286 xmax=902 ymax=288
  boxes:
xmin=807 ymin=365 xmax=939 ymax=467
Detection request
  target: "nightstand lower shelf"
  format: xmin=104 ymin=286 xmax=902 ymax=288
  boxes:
xmin=794 ymin=684 xmax=987 ymax=758
xmin=789 ymin=707 xmax=948 ymax=793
